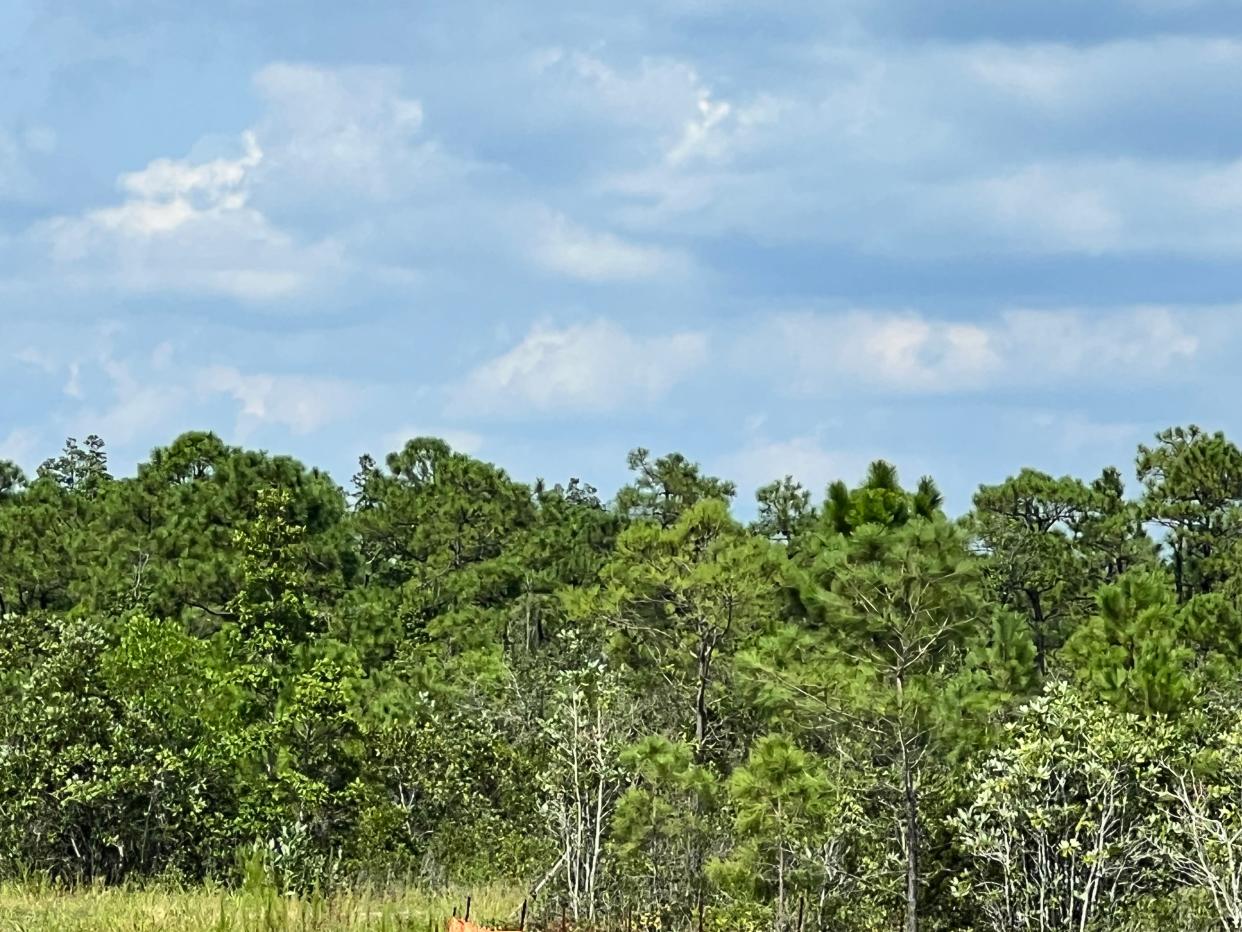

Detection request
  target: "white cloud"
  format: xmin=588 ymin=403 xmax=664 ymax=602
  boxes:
xmin=995 ymin=307 xmax=1200 ymax=374
xmin=63 ymin=361 xmax=82 ymax=399
xmin=532 ymin=212 xmax=688 ymax=281
xmin=666 ymin=94 xmax=735 ymax=166
xmin=250 ymin=63 xmax=438 ymax=202
xmin=966 ymin=46 xmax=1071 ymax=105
xmin=197 ymin=365 xmax=362 ymax=435
xmin=20 ymin=61 xmax=577 ymax=300
xmin=73 ymin=352 xmax=188 ymax=446
xmin=1030 ymin=410 xmax=1144 ymax=455
xmin=935 ymin=158 xmax=1242 ymax=256
xmin=717 ymin=434 xmax=867 ymax=497
xmin=24 ymin=62 xmax=453 ymax=302
xmin=0 ymin=128 xmax=44 ymax=200
xmin=760 ymin=307 xmax=1200 ymax=395
xmin=13 ymin=347 xmax=57 ymax=373
xmin=457 ymin=318 xmax=708 ymax=414
xmin=766 ymin=311 xmax=1001 ymax=393
xmin=592 ymin=37 xmax=1242 ymax=257
xmin=32 ymin=339 xmax=365 ymax=456
xmin=34 ymin=130 xmax=342 ymax=300
xmin=543 ymin=52 xmax=711 ymax=135
xmin=115 ymin=131 xmax=261 ymax=210
xmin=534 ymin=49 xmax=784 ymax=174
xmin=0 ymin=428 xmax=38 ymax=467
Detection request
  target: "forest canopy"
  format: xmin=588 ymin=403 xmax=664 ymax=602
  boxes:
xmin=4 ymin=426 xmax=1242 ymax=931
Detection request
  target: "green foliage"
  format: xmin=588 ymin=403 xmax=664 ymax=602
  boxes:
xmin=950 ymin=682 xmax=1178 ymax=931
xmin=91 ymin=431 xmax=354 ymax=624
xmin=0 ymin=882 xmax=526 ymax=932
xmin=1062 ymin=570 xmax=1195 ymax=716
xmin=752 ymin=477 xmax=814 ymax=545
xmin=1139 ymin=425 xmax=1242 ymax=602
xmin=616 ymin=448 xmax=736 ymax=528
xmin=594 ymin=498 xmax=784 ymax=758
xmin=612 ymin=735 xmax=722 ymax=917
xmin=351 ymin=710 xmax=545 ymax=883
xmin=821 ymin=460 xmax=942 ymax=536
xmin=6 ymin=425 xmax=1242 ymax=932
xmin=713 ymin=735 xmax=845 ymax=930
xmin=38 ymin=435 xmax=111 ymax=495
xmin=350 ymin=437 xmax=533 ymax=705
xmin=968 ymin=467 xmax=1154 ymax=671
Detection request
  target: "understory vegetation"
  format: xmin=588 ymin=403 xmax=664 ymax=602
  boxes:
xmin=0 ymin=879 xmax=520 ymax=931
xmin=5 ymin=426 xmax=1242 ymax=930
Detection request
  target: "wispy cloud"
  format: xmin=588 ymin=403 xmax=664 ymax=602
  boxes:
xmin=456 ymin=318 xmax=708 ymax=414
xmin=250 ymin=63 xmax=431 ymax=202
xmin=5 ymin=3 xmax=1242 ymax=507
xmin=33 ymin=130 xmax=342 ymax=300
xmin=0 ymin=428 xmax=39 ymax=467
xmin=197 ymin=365 xmax=363 ymax=435
xmin=756 ymin=307 xmax=1201 ymax=395
xmin=531 ymin=212 xmax=689 ymax=281
xmin=716 ymin=433 xmax=870 ymax=499
xmin=588 ymin=36 xmax=1242 ymax=256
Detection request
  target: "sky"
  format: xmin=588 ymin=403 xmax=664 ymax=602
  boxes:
xmin=2 ymin=0 xmax=1241 ymax=512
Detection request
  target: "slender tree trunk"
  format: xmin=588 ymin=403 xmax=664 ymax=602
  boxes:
xmin=902 ymin=752 xmax=919 ymax=932
xmin=568 ymin=690 xmax=583 ymax=920
xmin=896 ymin=673 xmax=920 ymax=932
xmin=1026 ymin=588 xmax=1047 ymax=675
xmin=777 ymin=840 xmax=786 ymax=932
xmin=694 ymin=637 xmax=712 ymax=755
xmin=774 ymin=799 xmax=787 ymax=932
xmin=587 ymin=702 xmax=606 ymax=922
xmin=524 ymin=584 xmax=533 ymax=651
xmin=1173 ymin=541 xmax=1186 ymax=604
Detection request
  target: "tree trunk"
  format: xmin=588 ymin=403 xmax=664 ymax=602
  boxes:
xmin=1026 ymin=588 xmax=1047 ymax=675
xmin=897 ymin=673 xmax=920 ymax=932
xmin=777 ymin=839 xmax=786 ymax=932
xmin=694 ymin=636 xmax=712 ymax=756
xmin=1173 ymin=540 xmax=1186 ymax=604
xmin=902 ymin=751 xmax=919 ymax=932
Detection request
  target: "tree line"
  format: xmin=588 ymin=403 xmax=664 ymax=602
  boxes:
xmin=3 ymin=426 xmax=1242 ymax=930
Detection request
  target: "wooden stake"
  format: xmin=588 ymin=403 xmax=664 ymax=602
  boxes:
xmin=519 ymin=899 xmax=528 ymax=932
xmin=466 ymin=897 xmax=472 ymax=922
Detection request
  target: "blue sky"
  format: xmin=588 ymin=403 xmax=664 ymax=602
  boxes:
xmin=2 ymin=1 xmax=1241 ymax=511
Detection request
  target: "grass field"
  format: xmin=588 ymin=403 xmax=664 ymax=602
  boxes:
xmin=0 ymin=883 xmax=524 ymax=932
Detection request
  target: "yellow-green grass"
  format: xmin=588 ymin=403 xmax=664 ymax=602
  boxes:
xmin=0 ymin=882 xmax=523 ymax=932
